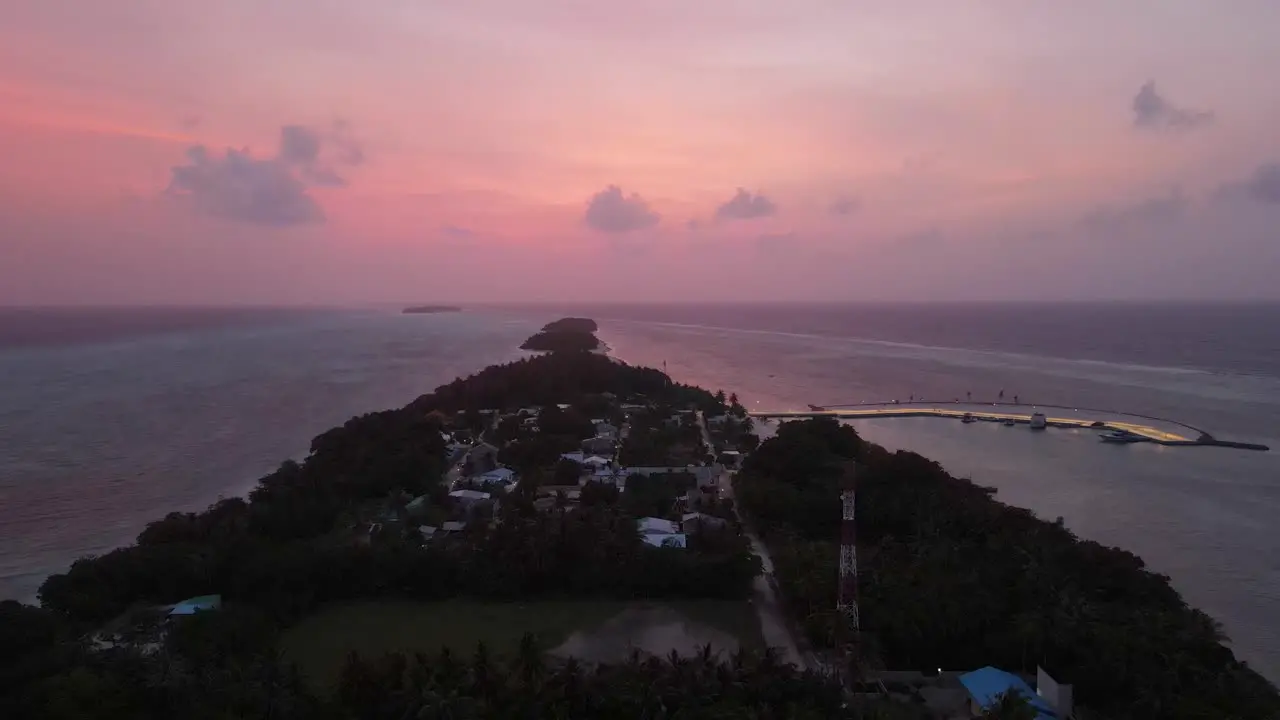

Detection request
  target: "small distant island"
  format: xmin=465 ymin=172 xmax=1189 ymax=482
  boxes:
xmin=520 ymin=316 xmax=603 ymax=352
xmin=402 ymin=305 xmax=462 ymax=314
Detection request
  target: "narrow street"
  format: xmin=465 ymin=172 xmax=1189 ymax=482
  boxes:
xmin=697 ymin=412 xmax=811 ymax=671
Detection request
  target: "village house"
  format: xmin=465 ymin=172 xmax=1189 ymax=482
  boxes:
xmin=637 ymin=516 xmax=679 ymax=535
xmin=581 ymin=435 xmax=615 ymax=454
xmin=405 ymin=495 xmax=430 ymax=517
xmin=468 ymin=442 xmax=500 ymax=473
xmin=957 ymin=666 xmax=1068 ymax=719
xmin=681 ymin=512 xmax=727 ymax=533
xmin=635 ymin=516 xmax=687 ymax=548
xmin=449 ymin=488 xmax=491 ymax=505
xmin=642 ymin=533 xmax=688 ymax=548
xmin=473 ymin=467 xmax=518 ymax=489
xmin=593 ymin=420 xmax=619 ymax=439
xmin=717 ymin=450 xmax=743 ymax=470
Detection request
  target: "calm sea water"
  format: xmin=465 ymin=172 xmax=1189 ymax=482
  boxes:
xmin=1 ymin=303 xmax=1277 ymax=682
xmin=0 ymin=308 xmax=539 ymax=604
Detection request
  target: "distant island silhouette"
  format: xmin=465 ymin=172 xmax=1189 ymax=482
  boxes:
xmin=402 ymin=305 xmax=462 ymax=314
xmin=520 ymin=317 xmax=602 ymax=352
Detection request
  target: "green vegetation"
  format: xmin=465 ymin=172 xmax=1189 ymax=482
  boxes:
xmin=519 ymin=316 xmax=603 ymax=352
xmin=281 ymin=599 xmax=765 ymax=689
xmin=332 ymin=637 xmax=859 ymax=719
xmin=735 ymin=417 xmax=1280 ymax=719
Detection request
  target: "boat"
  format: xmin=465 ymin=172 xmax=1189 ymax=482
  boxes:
xmin=1029 ymin=413 xmax=1047 ymax=430
xmin=1003 ymin=418 xmax=1016 ymax=427
xmin=1099 ymin=430 xmax=1142 ymax=444
xmin=961 ymin=413 xmax=976 ymax=424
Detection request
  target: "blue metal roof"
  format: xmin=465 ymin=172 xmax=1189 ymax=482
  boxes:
xmin=168 ymin=594 xmax=222 ymax=616
xmin=958 ymin=666 xmax=1056 ymax=719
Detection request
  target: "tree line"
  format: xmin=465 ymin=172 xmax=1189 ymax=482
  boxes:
xmin=6 ymin=597 xmax=917 ymax=719
xmin=734 ymin=417 xmax=1280 ymax=719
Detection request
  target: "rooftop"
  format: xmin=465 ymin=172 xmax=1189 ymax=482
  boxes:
xmin=958 ymin=667 xmax=1056 ymax=719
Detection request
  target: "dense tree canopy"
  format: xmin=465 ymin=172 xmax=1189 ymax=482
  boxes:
xmin=410 ymin=351 xmax=714 ymax=414
xmin=17 ymin=349 xmax=762 ymax=717
xmin=518 ymin=316 xmax=604 ymax=352
xmin=539 ymin=317 xmax=599 ymax=333
xmin=735 ymin=418 xmax=1280 ymax=720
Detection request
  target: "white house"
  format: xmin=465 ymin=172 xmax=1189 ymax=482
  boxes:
xmin=641 ymin=533 xmax=688 ymax=548
xmin=594 ymin=421 xmax=619 ymax=438
xmin=560 ymin=451 xmax=587 ymax=464
xmin=417 ymin=525 xmax=438 ymax=540
xmin=637 ymin=517 xmax=680 ymax=535
xmin=582 ymin=455 xmax=611 ymax=468
xmin=449 ymin=489 xmax=492 ymax=506
xmin=440 ymin=520 xmax=467 ymax=534
xmin=475 ymin=468 xmax=517 ymax=487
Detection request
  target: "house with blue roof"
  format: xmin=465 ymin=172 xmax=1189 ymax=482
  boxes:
xmin=167 ymin=594 xmax=221 ymax=617
xmin=958 ymin=666 xmax=1060 ymax=719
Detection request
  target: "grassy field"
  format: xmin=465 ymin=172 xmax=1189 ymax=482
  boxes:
xmin=281 ymin=599 xmax=763 ymax=689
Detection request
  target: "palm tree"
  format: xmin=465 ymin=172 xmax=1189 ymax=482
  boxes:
xmin=979 ymin=690 xmax=1038 ymax=720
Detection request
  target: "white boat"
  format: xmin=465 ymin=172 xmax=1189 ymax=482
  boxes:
xmin=1029 ymin=413 xmax=1047 ymax=430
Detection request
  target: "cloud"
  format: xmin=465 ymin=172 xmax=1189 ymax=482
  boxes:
xmin=686 ymin=219 xmax=701 ymax=231
xmin=1215 ymin=163 xmax=1280 ymax=205
xmin=441 ymin=224 xmax=475 ymax=239
xmin=830 ymin=196 xmax=859 ymax=216
xmin=1132 ymin=81 xmax=1213 ymax=131
xmin=1080 ymin=189 xmax=1188 ymax=231
xmin=583 ymin=185 xmax=660 ymax=233
xmin=167 ymin=123 xmax=364 ymax=226
xmin=715 ymin=188 xmax=777 ymax=221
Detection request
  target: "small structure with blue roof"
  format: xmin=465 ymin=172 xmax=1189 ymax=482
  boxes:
xmin=958 ymin=666 xmax=1057 ymax=719
xmin=167 ymin=595 xmax=222 ymax=617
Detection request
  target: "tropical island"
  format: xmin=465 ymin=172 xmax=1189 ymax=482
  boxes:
xmin=402 ymin=305 xmax=463 ymax=314
xmin=519 ymin=316 xmax=602 ymax=352
xmin=1 ymin=318 xmax=1276 ymax=719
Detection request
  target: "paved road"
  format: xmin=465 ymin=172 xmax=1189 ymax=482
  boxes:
xmin=697 ymin=412 xmax=811 ymax=671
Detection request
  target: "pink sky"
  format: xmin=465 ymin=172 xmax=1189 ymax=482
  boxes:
xmin=2 ymin=0 xmax=1279 ymax=304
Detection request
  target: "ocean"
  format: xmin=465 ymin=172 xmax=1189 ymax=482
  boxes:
xmin=1 ymin=303 xmax=1277 ymax=681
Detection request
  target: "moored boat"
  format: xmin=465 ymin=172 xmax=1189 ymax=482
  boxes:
xmin=1100 ymin=430 xmax=1142 ymax=444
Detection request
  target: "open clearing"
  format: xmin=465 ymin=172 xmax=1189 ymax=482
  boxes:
xmin=282 ymin=599 xmax=763 ymax=689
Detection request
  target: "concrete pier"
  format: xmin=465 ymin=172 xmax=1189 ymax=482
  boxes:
xmin=750 ymin=402 xmax=1268 ymax=451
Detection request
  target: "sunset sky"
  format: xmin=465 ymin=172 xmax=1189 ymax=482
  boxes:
xmin=2 ymin=1 xmax=1279 ymax=304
